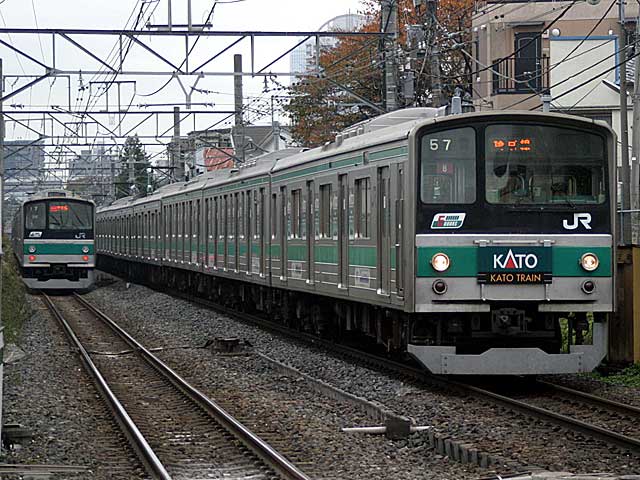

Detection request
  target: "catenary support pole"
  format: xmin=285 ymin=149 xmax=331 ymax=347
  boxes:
xmin=234 ymin=54 xmax=244 ymax=163
xmin=620 ymin=0 xmax=631 ymax=244
xmin=381 ymin=0 xmax=398 ymax=111
xmin=631 ymin=17 xmax=640 ymax=215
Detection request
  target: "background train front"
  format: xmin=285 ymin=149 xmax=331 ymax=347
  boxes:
xmin=11 ymin=192 xmax=95 ymax=290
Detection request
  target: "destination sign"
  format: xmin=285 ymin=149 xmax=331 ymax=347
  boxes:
xmin=477 ymin=246 xmax=552 ymax=284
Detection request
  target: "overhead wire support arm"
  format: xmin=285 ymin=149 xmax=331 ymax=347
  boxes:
xmin=1 ymin=72 xmax=53 ymax=102
xmin=58 ymin=33 xmax=118 ymax=73
xmin=126 ymin=34 xmax=186 ymax=74
xmin=324 ymin=77 xmax=386 ymax=114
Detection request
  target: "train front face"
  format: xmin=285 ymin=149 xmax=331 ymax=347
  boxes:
xmin=21 ymin=197 xmax=95 ymax=289
xmin=408 ymin=113 xmax=615 ymax=375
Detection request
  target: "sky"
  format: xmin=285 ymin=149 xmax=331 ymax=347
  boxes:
xmin=0 ymin=0 xmax=368 ymax=157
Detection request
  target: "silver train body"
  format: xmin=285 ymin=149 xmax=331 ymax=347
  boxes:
xmin=96 ymin=109 xmax=615 ymax=375
xmin=11 ymin=191 xmax=95 ymax=290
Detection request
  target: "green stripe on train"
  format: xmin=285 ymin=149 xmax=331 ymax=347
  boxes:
xmin=415 ymin=246 xmax=612 ymax=277
xmin=23 ymin=244 xmax=94 ymax=255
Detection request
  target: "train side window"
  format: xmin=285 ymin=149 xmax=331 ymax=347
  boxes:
xmin=271 ymin=193 xmax=277 ymax=239
xmin=355 ymin=177 xmax=371 ymax=238
xmin=319 ymin=184 xmax=332 ymax=238
xmin=291 ymin=189 xmax=302 ymax=239
xmin=238 ymin=192 xmax=245 ymax=239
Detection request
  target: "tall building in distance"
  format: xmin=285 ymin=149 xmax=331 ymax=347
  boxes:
xmin=290 ymin=13 xmax=369 ymax=76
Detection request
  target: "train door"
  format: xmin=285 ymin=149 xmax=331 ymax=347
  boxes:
xmin=307 ymin=180 xmax=315 ymax=284
xmin=395 ymin=165 xmax=404 ymax=297
xmin=234 ymin=193 xmax=239 ymax=271
xmin=213 ymin=197 xmax=218 ymax=268
xmin=223 ymin=195 xmax=229 ymax=270
xmin=259 ymin=188 xmax=266 ymax=276
xmin=377 ymin=166 xmax=391 ymax=295
xmin=338 ymin=174 xmax=348 ymax=290
xmin=247 ymin=190 xmax=252 ymax=274
xmin=280 ymin=186 xmax=287 ymax=282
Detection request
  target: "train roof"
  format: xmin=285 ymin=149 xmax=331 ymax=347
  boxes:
xmin=23 ymin=190 xmax=95 ymax=205
xmin=97 ymin=109 xmax=614 ymax=213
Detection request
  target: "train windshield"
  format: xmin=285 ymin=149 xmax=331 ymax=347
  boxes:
xmin=485 ymin=124 xmax=606 ymax=205
xmin=25 ymin=200 xmax=93 ymax=230
xmin=420 ymin=127 xmax=476 ymax=204
xmin=48 ymin=201 xmax=93 ymax=230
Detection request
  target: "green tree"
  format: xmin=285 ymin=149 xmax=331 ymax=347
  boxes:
xmin=115 ymin=135 xmax=151 ymax=199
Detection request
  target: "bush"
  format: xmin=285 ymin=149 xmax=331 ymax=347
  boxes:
xmin=591 ymin=363 xmax=640 ymax=387
xmin=2 ymin=238 xmax=29 ymax=344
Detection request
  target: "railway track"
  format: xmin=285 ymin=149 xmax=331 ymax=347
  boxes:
xmin=163 ymin=289 xmax=640 ymax=459
xmin=41 ymin=292 xmax=312 ymax=480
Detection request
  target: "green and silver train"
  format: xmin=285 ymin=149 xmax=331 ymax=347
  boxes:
xmin=96 ymin=108 xmax=615 ymax=375
xmin=11 ymin=191 xmax=95 ymax=290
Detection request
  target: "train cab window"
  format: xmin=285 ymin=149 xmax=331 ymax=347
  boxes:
xmin=355 ymin=178 xmax=371 ymax=238
xmin=485 ymin=124 xmax=606 ymax=205
xmin=25 ymin=202 xmax=46 ymax=230
xmin=420 ymin=127 xmax=476 ymax=204
xmin=291 ymin=189 xmax=303 ymax=238
xmin=319 ymin=184 xmax=332 ymax=238
xmin=48 ymin=201 xmax=93 ymax=230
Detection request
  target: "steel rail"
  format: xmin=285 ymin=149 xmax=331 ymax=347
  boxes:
xmin=73 ymin=293 xmax=312 ymax=480
xmin=162 ymin=290 xmax=640 ymax=456
xmin=536 ymin=379 xmax=640 ymax=417
xmin=41 ymin=293 xmax=172 ymax=480
xmin=449 ymin=380 xmax=640 ymax=454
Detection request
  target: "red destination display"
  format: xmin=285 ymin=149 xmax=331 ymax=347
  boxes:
xmin=492 ymin=138 xmax=532 ymax=152
xmin=49 ymin=205 xmax=69 ymax=212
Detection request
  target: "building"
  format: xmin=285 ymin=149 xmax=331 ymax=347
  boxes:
xmin=290 ymin=13 xmax=369 ymax=76
xmin=472 ymin=1 xmax=636 ymax=116
xmin=472 ymin=0 xmax=639 ymax=162
xmin=168 ymin=125 xmax=294 ymax=179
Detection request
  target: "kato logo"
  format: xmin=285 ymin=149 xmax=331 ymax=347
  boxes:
xmin=431 ymin=213 xmax=466 ymax=229
xmin=493 ymin=249 xmax=538 ymax=270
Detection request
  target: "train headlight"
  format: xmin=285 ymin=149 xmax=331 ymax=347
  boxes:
xmin=580 ymin=252 xmax=599 ymax=272
xmin=431 ymin=253 xmax=450 ymax=272
xmin=28 ymin=246 xmax=36 ymax=253
xmin=82 ymin=246 xmax=90 ymax=254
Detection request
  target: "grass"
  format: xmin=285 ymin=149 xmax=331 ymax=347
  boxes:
xmin=590 ymin=363 xmax=640 ymax=387
xmin=2 ymin=238 xmax=29 ymax=344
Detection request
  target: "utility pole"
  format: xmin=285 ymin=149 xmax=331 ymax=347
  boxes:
xmin=0 ymin=58 xmax=5 ymax=444
xmin=631 ymin=17 xmax=640 ymax=215
xmin=620 ymin=0 xmax=631 ymax=244
xmin=234 ymin=54 xmax=245 ymax=163
xmin=381 ymin=0 xmax=399 ymax=112
xmin=271 ymin=96 xmax=280 ymax=152
xmin=171 ymin=106 xmax=181 ymax=183
xmin=426 ymin=0 xmax=442 ymax=107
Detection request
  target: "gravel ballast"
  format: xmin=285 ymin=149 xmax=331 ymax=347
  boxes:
xmin=84 ymin=280 xmax=640 ymax=476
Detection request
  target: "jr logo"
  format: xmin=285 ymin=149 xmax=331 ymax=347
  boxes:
xmin=75 ymin=232 xmax=86 ymax=239
xmin=563 ymin=213 xmax=592 ymax=230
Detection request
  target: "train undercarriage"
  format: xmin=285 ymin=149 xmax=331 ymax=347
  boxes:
xmin=99 ymin=255 xmax=607 ymax=375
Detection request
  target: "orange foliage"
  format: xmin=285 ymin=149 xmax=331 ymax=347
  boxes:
xmin=284 ymin=0 xmax=473 ymax=147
